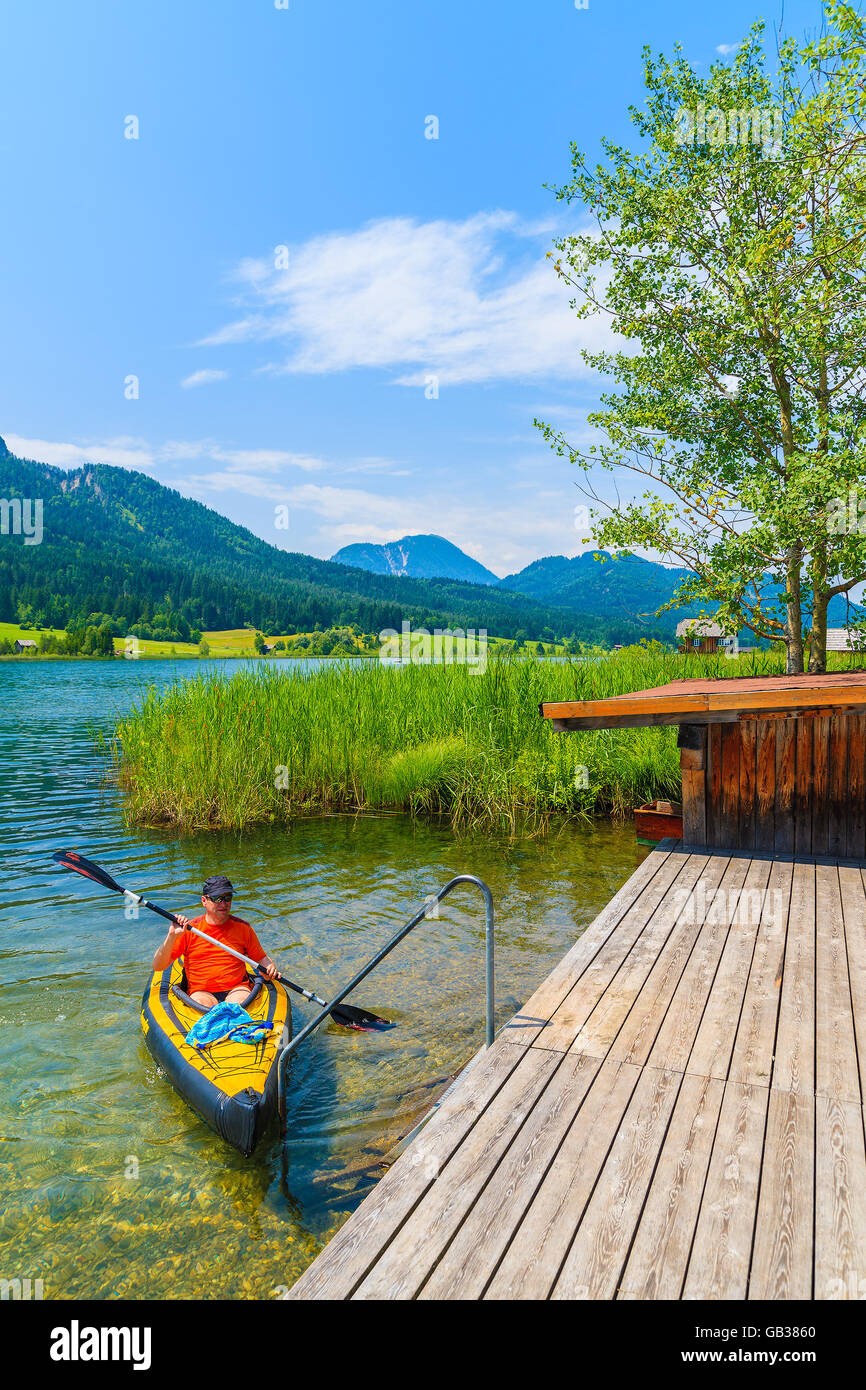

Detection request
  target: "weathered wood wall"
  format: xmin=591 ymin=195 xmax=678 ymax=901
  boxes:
xmin=679 ymin=714 xmax=866 ymax=857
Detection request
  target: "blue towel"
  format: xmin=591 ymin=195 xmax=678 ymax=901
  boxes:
xmin=184 ymin=1002 xmax=274 ymax=1051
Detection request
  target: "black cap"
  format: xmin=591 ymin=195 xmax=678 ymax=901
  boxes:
xmin=202 ymin=874 xmax=234 ymax=899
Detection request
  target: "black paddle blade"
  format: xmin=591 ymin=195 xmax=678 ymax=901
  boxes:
xmin=330 ymin=1003 xmax=394 ymax=1032
xmin=52 ymin=850 xmax=126 ymax=896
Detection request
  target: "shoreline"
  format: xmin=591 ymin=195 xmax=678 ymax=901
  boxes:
xmin=0 ymin=651 xmax=380 ymax=663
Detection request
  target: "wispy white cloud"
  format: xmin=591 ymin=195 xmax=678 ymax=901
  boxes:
xmin=8 ymin=432 xmax=408 ymax=484
xmin=5 ymin=434 xmax=158 ymax=471
xmin=10 ymin=430 xmax=596 ymax=572
xmin=177 ymin=465 xmax=591 ymax=574
xmin=198 ymin=212 xmax=617 ymax=386
xmin=181 ymin=368 xmax=229 ymax=389
xmin=209 ymin=448 xmax=325 ymax=473
xmin=716 ymin=42 xmax=743 ymax=56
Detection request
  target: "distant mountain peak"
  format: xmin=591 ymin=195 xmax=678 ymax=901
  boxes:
xmin=331 ymin=533 xmax=500 ymax=586
xmin=0 ymin=435 xmax=9 ymax=458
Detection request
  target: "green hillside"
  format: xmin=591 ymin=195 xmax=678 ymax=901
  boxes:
xmin=500 ymin=551 xmax=690 ymax=621
xmin=500 ymin=550 xmax=862 ymax=633
xmin=0 ymin=443 xmax=668 ymax=645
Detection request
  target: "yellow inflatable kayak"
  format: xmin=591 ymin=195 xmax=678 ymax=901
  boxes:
xmin=141 ymin=959 xmax=292 ymax=1156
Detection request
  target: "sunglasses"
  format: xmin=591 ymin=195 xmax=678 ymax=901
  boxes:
xmin=206 ymin=894 xmax=233 ymax=906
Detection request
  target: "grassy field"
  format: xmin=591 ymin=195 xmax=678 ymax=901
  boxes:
xmin=111 ymin=646 xmax=797 ymax=834
xmin=114 ymin=629 xmax=537 ymax=659
xmin=2 ymin=623 xmax=561 ymax=661
xmin=0 ymin=620 xmax=67 ymax=646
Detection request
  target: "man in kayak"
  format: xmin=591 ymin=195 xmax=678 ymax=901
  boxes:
xmin=151 ymin=874 xmax=277 ymax=1008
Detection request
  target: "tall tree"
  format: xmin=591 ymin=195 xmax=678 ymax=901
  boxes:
xmin=538 ymin=4 xmax=866 ymax=672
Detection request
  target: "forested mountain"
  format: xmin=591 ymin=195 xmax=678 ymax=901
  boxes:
xmin=500 ymin=550 xmax=861 ymax=630
xmin=331 ymin=533 xmax=499 ymax=585
xmin=0 ymin=443 xmax=666 ymax=645
xmin=500 ymin=551 xmax=690 ymax=619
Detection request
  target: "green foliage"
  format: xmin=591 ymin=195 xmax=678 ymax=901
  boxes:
xmin=111 ymin=647 xmax=789 ymax=834
xmin=538 ymin=4 xmax=866 ymax=673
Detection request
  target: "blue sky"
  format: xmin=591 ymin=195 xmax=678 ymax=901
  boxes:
xmin=0 ymin=0 xmax=825 ymax=576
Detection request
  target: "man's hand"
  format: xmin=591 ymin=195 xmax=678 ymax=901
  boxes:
xmin=153 ymin=918 xmax=187 ymax=970
xmin=258 ymin=957 xmax=277 ymax=980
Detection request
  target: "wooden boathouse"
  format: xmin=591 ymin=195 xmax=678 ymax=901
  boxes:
xmin=289 ymin=672 xmax=866 ymax=1300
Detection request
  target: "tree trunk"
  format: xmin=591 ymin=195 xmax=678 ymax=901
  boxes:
xmin=808 ymin=591 xmax=829 ymax=674
xmin=785 ymin=545 xmax=805 ymax=674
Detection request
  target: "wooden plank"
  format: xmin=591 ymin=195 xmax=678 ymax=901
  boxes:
xmin=681 ymin=728 xmax=707 ymax=847
xmin=843 ymin=867 xmax=866 ymax=1101
xmin=829 ymin=714 xmax=848 ymax=858
xmin=708 ymin=723 xmax=722 ymax=849
xmin=285 ymin=1036 xmax=528 ymax=1299
xmin=774 ymin=717 xmax=796 ymax=855
xmin=682 ymin=1081 xmax=769 ymax=1299
xmin=681 ymin=769 xmax=707 ymax=846
xmin=552 ymin=1066 xmax=683 ymax=1299
xmin=815 ymin=1095 xmax=866 ymax=1300
xmin=739 ymin=718 xmax=757 ymax=853
xmin=755 ymin=720 xmax=776 ymax=852
xmin=728 ymin=860 xmax=794 ymax=1089
xmin=417 ymin=1053 xmax=601 ymax=1300
xmin=530 ymin=852 xmax=711 ymax=1056
xmin=718 ymin=723 xmax=741 ymax=850
xmin=707 ymin=684 xmax=866 ymax=717
xmin=569 ymin=852 xmax=732 ymax=1064
xmin=688 ymin=856 xmax=772 ymax=1081
xmin=679 ymin=747 xmax=705 ymax=772
xmin=551 ymin=713 xmax=728 ymax=732
xmin=608 ymin=851 xmax=733 ymax=1068
xmin=815 ymin=863 xmax=859 ymax=1103
xmin=352 ymin=1045 xmax=563 ymax=1299
xmin=749 ymin=1090 xmax=814 ymax=1301
xmin=772 ymin=859 xmax=815 ymax=1098
xmin=846 ymin=714 xmax=866 ymax=860
xmin=541 ymin=676 xmax=866 ymax=730
xmin=542 ymin=693 xmax=711 ymax=722
xmin=794 ymin=716 xmax=813 ymax=856
xmin=484 ymin=1059 xmax=641 ymax=1300
xmin=503 ymin=843 xmax=682 ymax=1049
xmin=644 ymin=853 xmax=753 ymax=1076
xmin=293 ymin=840 xmax=866 ymax=1302
xmin=618 ymin=1073 xmax=725 ymax=1300
xmin=811 ymin=716 xmax=830 ymax=856
xmin=552 ymin=708 xmax=860 ymax=731
xmin=678 ymin=723 xmax=706 ymax=759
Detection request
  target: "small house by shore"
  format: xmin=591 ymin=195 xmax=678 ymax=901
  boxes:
xmin=675 ymin=618 xmax=729 ymax=655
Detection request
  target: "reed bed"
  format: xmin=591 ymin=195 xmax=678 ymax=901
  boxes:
xmin=111 ymin=648 xmax=790 ymax=834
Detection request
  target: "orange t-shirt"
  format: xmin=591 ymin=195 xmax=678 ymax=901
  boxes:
xmin=170 ymin=915 xmax=266 ymax=994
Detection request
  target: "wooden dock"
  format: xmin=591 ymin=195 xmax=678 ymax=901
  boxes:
xmin=288 ymin=838 xmax=866 ymax=1300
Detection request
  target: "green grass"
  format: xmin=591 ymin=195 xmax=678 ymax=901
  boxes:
xmin=111 ymin=646 xmax=800 ymax=834
xmin=0 ymin=620 xmax=67 ymax=645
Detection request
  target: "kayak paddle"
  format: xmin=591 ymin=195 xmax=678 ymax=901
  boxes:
xmin=52 ymin=849 xmax=392 ymax=1031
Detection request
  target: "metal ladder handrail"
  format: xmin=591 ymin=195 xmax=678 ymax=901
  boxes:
xmin=277 ymin=874 xmax=494 ymax=1132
